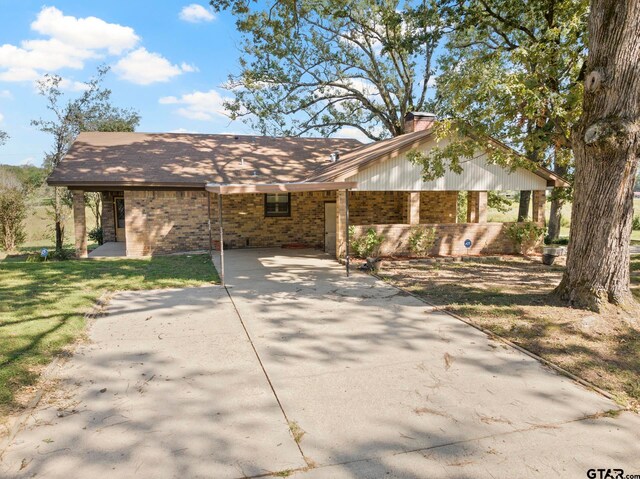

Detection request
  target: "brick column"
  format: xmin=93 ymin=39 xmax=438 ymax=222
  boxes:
xmin=466 ymin=191 xmax=488 ymax=223
xmin=407 ymin=192 xmax=420 ymax=225
xmin=336 ymin=190 xmax=347 ymax=259
xmin=71 ymin=190 xmax=88 ymax=258
xmin=101 ymin=192 xmax=116 ymax=243
xmin=532 ymin=190 xmax=546 ymax=224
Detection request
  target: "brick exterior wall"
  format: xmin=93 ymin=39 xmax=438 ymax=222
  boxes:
xmin=352 ymin=222 xmax=525 ymax=256
xmin=210 ymin=191 xmax=335 ymax=249
xmin=71 ymin=190 xmax=88 ymax=258
xmin=348 ymin=191 xmax=408 ymax=224
xmin=125 ymin=190 xmax=210 ymax=256
xmin=419 ymin=191 xmax=458 ymax=223
xmin=114 ymin=188 xmax=472 ymax=256
xmin=100 ymin=191 xmax=121 ymax=243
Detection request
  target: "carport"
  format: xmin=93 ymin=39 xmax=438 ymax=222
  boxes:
xmin=205 ymin=181 xmax=357 ymax=285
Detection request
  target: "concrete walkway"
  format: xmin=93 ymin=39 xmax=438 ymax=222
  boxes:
xmin=2 ymin=249 xmax=639 ymax=478
xmin=88 ymin=242 xmax=126 ymax=258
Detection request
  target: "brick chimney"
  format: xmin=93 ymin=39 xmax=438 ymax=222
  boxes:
xmin=404 ymin=112 xmax=436 ymax=133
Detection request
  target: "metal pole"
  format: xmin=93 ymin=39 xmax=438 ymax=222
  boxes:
xmin=207 ymin=191 xmax=213 ymax=258
xmin=218 ymin=194 xmax=225 ymax=286
xmin=345 ymin=189 xmax=350 ymax=277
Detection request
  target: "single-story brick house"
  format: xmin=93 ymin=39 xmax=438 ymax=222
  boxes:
xmin=48 ymin=112 xmax=567 ymax=263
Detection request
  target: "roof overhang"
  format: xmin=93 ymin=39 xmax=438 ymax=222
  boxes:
xmin=205 ymin=181 xmax=358 ymax=195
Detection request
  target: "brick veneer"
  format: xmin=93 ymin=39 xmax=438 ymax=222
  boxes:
xmin=117 ymin=189 xmax=471 ymax=256
xmin=71 ymin=190 xmax=88 ymax=258
xmin=211 ymin=190 xmax=335 ymax=249
xmin=100 ymin=191 xmax=121 ymax=243
xmin=352 ymin=222 xmax=526 ymax=256
xmin=125 ymin=190 xmax=210 ymax=256
xmin=420 ymin=191 xmax=458 ymax=223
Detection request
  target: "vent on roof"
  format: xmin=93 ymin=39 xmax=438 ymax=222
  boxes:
xmin=330 ymin=151 xmax=340 ymax=162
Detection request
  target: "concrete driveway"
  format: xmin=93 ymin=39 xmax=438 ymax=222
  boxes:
xmin=2 ymin=249 xmax=639 ymax=478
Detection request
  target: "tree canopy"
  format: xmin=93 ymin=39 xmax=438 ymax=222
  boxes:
xmin=32 ymin=65 xmax=140 ymax=174
xmin=210 ymin=0 xmax=445 ymax=139
xmin=410 ymin=0 xmax=588 ymax=180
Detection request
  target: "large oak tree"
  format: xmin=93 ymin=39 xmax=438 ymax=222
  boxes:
xmin=210 ymin=0 xmax=445 ymax=139
xmin=555 ymin=0 xmax=639 ymax=311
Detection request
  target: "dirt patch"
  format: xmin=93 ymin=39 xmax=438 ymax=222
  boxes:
xmin=379 ymin=255 xmax=640 ymax=411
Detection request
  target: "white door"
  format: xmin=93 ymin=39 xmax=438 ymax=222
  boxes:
xmin=324 ymin=202 xmax=336 ymax=255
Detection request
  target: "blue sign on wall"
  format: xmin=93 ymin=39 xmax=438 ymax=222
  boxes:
xmin=464 ymin=239 xmax=472 ymax=249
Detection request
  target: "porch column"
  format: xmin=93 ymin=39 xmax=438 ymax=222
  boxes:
xmin=71 ymin=190 xmax=88 ymax=258
xmin=407 ymin=192 xmax=420 ymax=224
xmin=466 ymin=191 xmax=487 ymax=223
xmin=336 ymin=190 xmax=347 ymax=259
xmin=532 ymin=190 xmax=546 ymax=224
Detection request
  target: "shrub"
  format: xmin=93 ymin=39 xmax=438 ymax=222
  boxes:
xmin=545 ymin=235 xmax=569 ymax=246
xmin=633 ymin=216 xmax=640 ymax=231
xmin=506 ymin=222 xmax=544 ymax=255
xmin=88 ymin=226 xmax=104 ymax=245
xmin=349 ymin=227 xmax=384 ymax=258
xmin=0 ymin=187 xmax=27 ymax=251
xmin=408 ymin=226 xmax=437 ymax=256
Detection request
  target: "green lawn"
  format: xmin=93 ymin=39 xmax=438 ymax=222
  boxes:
xmin=0 ymin=255 xmax=219 ymax=416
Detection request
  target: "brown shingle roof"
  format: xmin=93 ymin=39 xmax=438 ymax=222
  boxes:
xmin=47 ymin=132 xmax=363 ymax=188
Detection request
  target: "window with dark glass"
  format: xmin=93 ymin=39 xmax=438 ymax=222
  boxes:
xmin=264 ymin=193 xmax=291 ymax=217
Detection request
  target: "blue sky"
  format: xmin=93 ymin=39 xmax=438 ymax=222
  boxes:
xmin=0 ymin=1 xmax=265 ymax=166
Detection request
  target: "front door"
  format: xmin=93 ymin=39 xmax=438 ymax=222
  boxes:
xmin=114 ymin=197 xmax=126 ymax=242
xmin=324 ymin=202 xmax=336 ymax=255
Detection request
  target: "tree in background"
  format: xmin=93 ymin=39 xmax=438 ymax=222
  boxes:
xmin=210 ymin=0 xmax=445 ymax=139
xmin=0 ymin=130 xmax=7 ymax=147
xmin=0 ymin=169 xmax=27 ymax=251
xmin=32 ymin=66 xmax=140 ymax=253
xmin=555 ymin=0 xmax=639 ymax=311
xmin=413 ymin=0 xmax=586 ymax=236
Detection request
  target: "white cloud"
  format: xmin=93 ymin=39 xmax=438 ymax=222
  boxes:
xmin=0 ymin=6 xmax=139 ymax=82
xmin=31 ymin=6 xmax=139 ymax=55
xmin=179 ymin=4 xmax=216 ymax=23
xmin=58 ymin=78 xmax=90 ymax=92
xmin=0 ymin=89 xmax=13 ymax=99
xmin=114 ymin=48 xmax=192 ymax=85
xmin=333 ymin=126 xmax=373 ymax=144
xmin=0 ymin=111 xmax=4 ymax=122
xmin=180 ymin=62 xmax=199 ymax=73
xmin=170 ymin=127 xmax=199 ymax=133
xmin=159 ymin=89 xmax=228 ymax=121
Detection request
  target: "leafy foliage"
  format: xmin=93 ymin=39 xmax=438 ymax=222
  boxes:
xmin=488 ymin=191 xmax=514 ymax=214
xmin=210 ymin=0 xmax=446 ymax=139
xmin=88 ymin=226 xmax=104 ymax=246
xmin=0 ymin=165 xmax=47 ymax=193
xmin=633 ymin=216 xmax=640 ymax=231
xmin=0 ymin=171 xmax=27 ymax=251
xmin=349 ymin=226 xmax=385 ymax=258
xmin=412 ymin=0 xmax=587 ymax=181
xmin=505 ymin=222 xmax=545 ymax=255
xmin=31 ymin=66 xmax=139 ymax=252
xmin=408 ymin=225 xmax=437 ymax=256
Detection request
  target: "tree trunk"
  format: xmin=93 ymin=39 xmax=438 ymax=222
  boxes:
xmin=547 ymin=195 xmax=564 ymax=241
xmin=547 ymin=164 xmax=568 ymax=241
xmin=555 ymin=0 xmax=640 ymax=311
xmin=54 ymin=187 xmax=63 ymax=253
xmin=517 ymin=191 xmax=531 ymax=222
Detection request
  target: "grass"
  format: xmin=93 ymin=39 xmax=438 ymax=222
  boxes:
xmin=381 ymin=255 xmax=640 ymax=410
xmin=0 ymin=255 xmax=219 ymax=417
